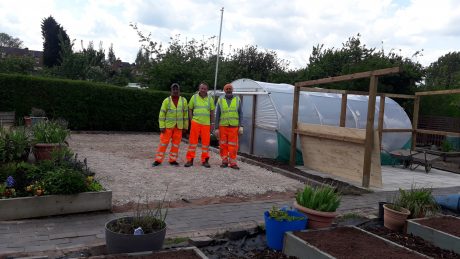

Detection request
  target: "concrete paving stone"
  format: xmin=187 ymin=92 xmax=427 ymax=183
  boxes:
xmin=8 ymin=240 xmax=41 ymax=248
xmin=75 ymin=230 xmax=103 ymax=237
xmin=49 ymin=232 xmax=78 ymax=240
xmin=24 ymin=244 xmax=57 ymax=253
xmin=39 ymin=238 xmax=71 ymax=246
xmin=0 ymin=248 xmax=25 ymax=254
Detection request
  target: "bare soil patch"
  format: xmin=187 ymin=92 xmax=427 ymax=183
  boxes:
xmin=418 ymin=216 xmax=460 ymax=237
xmin=295 ymin=227 xmax=425 ymax=259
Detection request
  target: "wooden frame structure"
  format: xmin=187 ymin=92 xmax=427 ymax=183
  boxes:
xmin=290 ymin=67 xmax=460 ymax=188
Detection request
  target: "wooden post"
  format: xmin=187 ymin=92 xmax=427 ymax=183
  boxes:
xmin=250 ymin=95 xmax=257 ymax=154
xmin=340 ymin=94 xmax=347 ymax=127
xmin=290 ymin=84 xmax=301 ymax=166
xmin=377 ymin=95 xmax=386 ymax=149
xmin=362 ymin=75 xmax=378 ymax=188
xmin=412 ymin=96 xmax=420 ymax=150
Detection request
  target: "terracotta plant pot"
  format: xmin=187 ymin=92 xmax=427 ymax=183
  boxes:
xmin=383 ymin=204 xmax=410 ymax=232
xmin=33 ymin=143 xmax=62 ymax=161
xmin=294 ymin=201 xmax=337 ymax=229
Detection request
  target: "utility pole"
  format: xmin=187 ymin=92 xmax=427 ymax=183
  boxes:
xmin=213 ymin=7 xmax=224 ymax=97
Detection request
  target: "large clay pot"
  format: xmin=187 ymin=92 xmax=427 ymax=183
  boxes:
xmin=383 ymin=204 xmax=410 ymax=232
xmin=294 ymin=201 xmax=337 ymax=229
xmin=33 ymin=143 xmax=62 ymax=161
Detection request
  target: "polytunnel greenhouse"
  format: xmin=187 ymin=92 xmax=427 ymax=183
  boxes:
xmin=222 ymin=78 xmax=412 ymax=164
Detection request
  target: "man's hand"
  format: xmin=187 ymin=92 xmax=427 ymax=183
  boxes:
xmin=214 ymin=129 xmax=219 ymax=138
xmin=238 ymin=127 xmax=244 ymax=135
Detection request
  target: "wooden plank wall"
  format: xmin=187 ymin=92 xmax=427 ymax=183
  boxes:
xmin=298 ymin=123 xmax=382 ymax=188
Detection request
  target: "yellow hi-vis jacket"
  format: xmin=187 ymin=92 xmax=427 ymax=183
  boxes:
xmin=189 ymin=94 xmax=215 ymax=125
xmin=158 ymin=96 xmax=189 ymax=130
xmin=218 ymin=96 xmax=240 ymax=127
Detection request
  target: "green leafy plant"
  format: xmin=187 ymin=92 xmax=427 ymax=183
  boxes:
xmin=440 ymin=140 xmax=453 ymax=152
xmin=268 ymin=206 xmax=305 ymax=222
xmin=396 ymin=185 xmax=439 ymax=218
xmin=32 ymin=120 xmax=69 ymax=144
xmin=296 ymin=185 xmax=341 ymax=212
xmin=0 ymin=127 xmax=30 ymax=163
xmin=42 ymin=168 xmax=87 ymax=195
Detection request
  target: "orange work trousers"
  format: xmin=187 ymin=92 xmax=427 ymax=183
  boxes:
xmin=219 ymin=126 xmax=238 ymax=166
xmin=186 ymin=120 xmax=210 ymax=163
xmin=154 ymin=127 xmax=183 ymax=163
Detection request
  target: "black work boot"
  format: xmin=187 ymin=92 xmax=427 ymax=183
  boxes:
xmin=202 ymin=158 xmax=211 ymax=168
xmin=152 ymin=161 xmax=161 ymax=167
xmin=169 ymin=161 xmax=179 ymax=166
xmin=184 ymin=159 xmax=194 ymax=167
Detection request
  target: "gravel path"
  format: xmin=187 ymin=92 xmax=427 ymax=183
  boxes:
xmin=69 ymin=133 xmax=303 ymax=206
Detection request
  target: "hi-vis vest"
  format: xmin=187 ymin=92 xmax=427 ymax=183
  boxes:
xmin=190 ymin=94 xmax=215 ymax=125
xmin=158 ymin=96 xmax=188 ymax=129
xmin=218 ymin=96 xmax=240 ymax=127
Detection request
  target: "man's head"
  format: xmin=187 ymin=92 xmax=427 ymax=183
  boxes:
xmin=170 ymin=83 xmax=180 ymax=97
xmin=198 ymin=82 xmax=209 ymax=97
xmin=223 ymin=83 xmax=233 ymax=96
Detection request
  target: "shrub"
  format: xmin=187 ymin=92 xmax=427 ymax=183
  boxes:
xmin=0 ymin=73 xmax=193 ymax=131
xmin=296 ymin=185 xmax=341 ymax=212
xmin=268 ymin=206 xmax=305 ymax=222
xmin=42 ymin=168 xmax=87 ymax=195
xmin=0 ymin=127 xmax=30 ymax=163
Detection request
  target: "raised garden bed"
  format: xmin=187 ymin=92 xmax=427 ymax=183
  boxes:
xmin=407 ymin=216 xmax=460 ymax=255
xmin=0 ymin=190 xmax=112 ymax=220
xmin=363 ymin=221 xmax=460 ymax=259
xmin=283 ymin=226 xmax=428 ymax=259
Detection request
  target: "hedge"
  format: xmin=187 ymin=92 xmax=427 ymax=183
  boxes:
xmin=0 ymin=73 xmax=192 ymax=131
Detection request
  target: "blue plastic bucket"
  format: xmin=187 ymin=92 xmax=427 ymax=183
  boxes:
xmin=264 ymin=210 xmax=308 ymax=251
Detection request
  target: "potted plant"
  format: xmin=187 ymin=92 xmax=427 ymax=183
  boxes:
xmin=264 ymin=206 xmax=307 ymax=251
xmin=383 ymin=202 xmax=410 ymax=232
xmin=105 ymin=194 xmax=169 ymax=254
xmin=293 ymin=185 xmax=341 ymax=229
xmin=24 ymin=108 xmax=47 ymax=127
xmin=32 ymin=120 xmax=70 ymax=161
xmin=397 ymin=185 xmax=439 ymax=218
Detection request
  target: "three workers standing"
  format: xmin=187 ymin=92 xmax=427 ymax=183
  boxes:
xmin=153 ymin=82 xmax=242 ymax=170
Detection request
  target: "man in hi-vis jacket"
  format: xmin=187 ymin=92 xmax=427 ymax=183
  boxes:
xmin=152 ymin=83 xmax=189 ymax=167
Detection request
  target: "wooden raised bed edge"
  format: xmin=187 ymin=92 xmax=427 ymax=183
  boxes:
xmin=407 ymin=216 xmax=460 ymax=255
xmin=0 ymin=190 xmax=112 ymax=220
xmin=283 ymin=226 xmax=430 ymax=259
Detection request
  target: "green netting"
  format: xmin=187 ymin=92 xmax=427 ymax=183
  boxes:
xmin=446 ymin=136 xmax=460 ymax=151
xmin=276 ymin=131 xmax=304 ymax=165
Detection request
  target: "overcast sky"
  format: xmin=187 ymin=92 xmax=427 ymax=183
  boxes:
xmin=1 ymin=0 xmax=459 ymax=69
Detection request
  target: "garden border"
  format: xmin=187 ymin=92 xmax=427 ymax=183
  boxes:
xmin=0 ymin=190 xmax=112 ymax=220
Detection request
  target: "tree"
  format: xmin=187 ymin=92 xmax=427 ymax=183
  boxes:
xmin=303 ymin=34 xmax=424 ymax=95
xmin=41 ymin=16 xmax=70 ymax=67
xmin=425 ymin=51 xmax=460 ymax=89
xmin=0 ymin=32 xmax=24 ymax=48
xmin=107 ymin=44 xmax=116 ymax=65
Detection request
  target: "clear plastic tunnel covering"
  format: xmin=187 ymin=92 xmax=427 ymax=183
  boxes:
xmin=229 ymin=79 xmax=412 ymax=163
